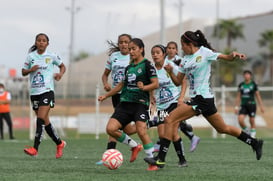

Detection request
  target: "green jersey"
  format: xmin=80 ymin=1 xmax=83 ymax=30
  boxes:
xmin=238 ymin=81 xmax=258 ymax=105
xmin=120 ymin=59 xmax=157 ymax=106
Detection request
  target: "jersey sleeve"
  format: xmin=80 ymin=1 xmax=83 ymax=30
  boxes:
xmin=23 ymin=54 xmax=32 ymax=70
xmin=52 ymin=53 xmax=63 ymax=66
xmin=253 ymin=81 xmax=258 ymax=91
xmin=146 ymin=61 xmax=157 ymax=79
xmin=204 ymin=47 xmax=220 ymax=61
xmin=105 ymin=54 xmax=113 ymax=70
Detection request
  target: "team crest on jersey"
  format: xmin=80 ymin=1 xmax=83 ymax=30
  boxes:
xmin=45 ymin=58 xmax=51 ymax=64
xmin=196 ymin=56 xmax=202 ymax=63
xmin=137 ymin=68 xmax=142 ymax=74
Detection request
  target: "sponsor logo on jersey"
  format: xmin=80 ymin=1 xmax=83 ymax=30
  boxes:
xmin=45 ymin=58 xmax=51 ymax=64
xmin=196 ymin=56 xmax=202 ymax=63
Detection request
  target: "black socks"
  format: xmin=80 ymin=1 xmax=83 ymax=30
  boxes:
xmin=34 ymin=118 xmax=44 ymax=150
xmin=45 ymin=123 xmax=61 ymax=145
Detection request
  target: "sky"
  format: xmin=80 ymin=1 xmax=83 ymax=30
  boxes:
xmin=0 ymin=0 xmax=273 ymax=76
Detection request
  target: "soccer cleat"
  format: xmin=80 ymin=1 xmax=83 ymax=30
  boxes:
xmin=96 ymin=160 xmax=103 ymax=165
xmin=252 ymin=139 xmax=263 ymax=160
xmin=144 ymin=157 xmax=165 ymax=168
xmin=130 ymin=144 xmax=143 ymax=162
xmin=178 ymin=160 xmax=188 ymax=167
xmin=56 ymin=140 xmax=66 ymax=159
xmin=146 ymin=164 xmax=159 ymax=171
xmin=190 ymin=136 xmax=200 ymax=152
xmin=24 ymin=146 xmax=38 ymax=157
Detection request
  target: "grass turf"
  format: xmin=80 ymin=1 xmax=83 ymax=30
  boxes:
xmin=0 ymin=131 xmax=272 ymax=181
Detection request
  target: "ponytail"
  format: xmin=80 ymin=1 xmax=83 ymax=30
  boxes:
xmin=181 ymin=30 xmax=214 ymax=51
xmin=107 ymin=33 xmax=132 ymax=56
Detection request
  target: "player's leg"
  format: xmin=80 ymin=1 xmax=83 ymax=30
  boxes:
xmin=206 ymin=112 xmax=263 ymax=160
xmin=249 ymin=116 xmax=256 ymax=138
xmin=180 ymin=121 xmax=200 ymax=152
xmin=0 ymin=114 xmax=4 ymax=139
xmin=2 ymin=113 xmax=14 ymax=139
xmin=145 ymin=103 xmax=195 ymax=167
xmin=172 ymin=121 xmax=187 ymax=167
xmin=249 ymin=104 xmax=257 ymax=138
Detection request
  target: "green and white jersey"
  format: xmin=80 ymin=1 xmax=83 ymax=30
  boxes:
xmin=155 ymin=59 xmax=180 ymax=110
xmin=23 ymin=50 xmax=63 ymax=95
xmin=120 ymin=59 xmax=157 ymax=106
xmin=238 ymin=81 xmax=258 ymax=105
xmin=105 ymin=51 xmax=130 ymax=88
xmin=179 ymin=46 xmax=220 ymax=98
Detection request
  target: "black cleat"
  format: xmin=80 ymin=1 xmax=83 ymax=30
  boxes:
xmin=144 ymin=157 xmax=165 ymax=168
xmin=253 ymin=139 xmax=263 ymax=160
xmin=178 ymin=159 xmax=188 ymax=167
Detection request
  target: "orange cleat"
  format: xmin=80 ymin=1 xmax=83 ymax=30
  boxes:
xmin=130 ymin=144 xmax=143 ymax=162
xmin=56 ymin=140 xmax=66 ymax=159
xmin=146 ymin=164 xmax=159 ymax=171
xmin=24 ymin=146 xmax=38 ymax=157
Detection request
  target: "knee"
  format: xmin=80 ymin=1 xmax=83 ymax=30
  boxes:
xmin=106 ymin=125 xmax=116 ymax=135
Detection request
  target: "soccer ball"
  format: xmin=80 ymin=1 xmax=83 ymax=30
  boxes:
xmin=102 ymin=149 xmax=123 ymax=170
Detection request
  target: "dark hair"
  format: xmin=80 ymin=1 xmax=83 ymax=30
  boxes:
xmin=166 ymin=41 xmax=178 ymax=50
xmin=107 ymin=34 xmax=132 ymax=56
xmin=0 ymin=83 xmax=4 ymax=88
xmin=29 ymin=33 xmax=49 ymax=53
xmin=151 ymin=44 xmax=166 ymax=54
xmin=130 ymin=38 xmax=145 ymax=57
xmin=181 ymin=30 xmax=214 ymax=50
xmin=243 ymin=70 xmax=252 ymax=75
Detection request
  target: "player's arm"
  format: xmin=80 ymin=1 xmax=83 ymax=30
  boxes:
xmin=54 ymin=63 xmax=66 ymax=81
xmin=178 ymin=76 xmax=187 ymax=105
xmin=98 ymin=82 xmax=124 ymax=102
xmin=137 ymin=77 xmax=159 ymax=92
xmin=255 ymin=91 xmax=265 ymax=113
xmin=22 ymin=65 xmax=39 ymax=76
xmin=164 ymin=63 xmax=184 ymax=86
xmin=218 ymin=52 xmax=247 ymax=61
xmin=102 ymin=68 xmax=111 ymax=92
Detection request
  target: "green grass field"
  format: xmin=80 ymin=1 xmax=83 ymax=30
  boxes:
xmin=0 ymin=130 xmax=272 ymax=181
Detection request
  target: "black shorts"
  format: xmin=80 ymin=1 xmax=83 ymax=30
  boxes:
xmin=157 ymin=103 xmax=177 ymax=125
xmin=111 ymin=94 xmax=121 ymax=108
xmin=239 ymin=104 xmax=256 ymax=117
xmin=111 ymin=102 xmax=149 ymax=128
xmin=30 ymin=91 xmax=55 ymax=110
xmin=186 ymin=95 xmax=217 ymax=117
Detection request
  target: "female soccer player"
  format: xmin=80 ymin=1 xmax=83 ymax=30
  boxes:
xmin=165 ymin=41 xmax=200 ymax=152
xmin=151 ymin=44 xmax=187 ymax=167
xmin=22 ymin=33 xmax=66 ymax=158
xmin=234 ymin=70 xmax=265 ymax=138
xmin=145 ymin=30 xmax=264 ymax=168
xmin=98 ymin=38 xmax=159 ymax=170
xmin=96 ymin=34 xmax=137 ymax=165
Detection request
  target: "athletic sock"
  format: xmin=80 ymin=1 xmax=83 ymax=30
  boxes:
xmin=180 ymin=122 xmax=194 ymax=140
xmin=107 ymin=141 xmax=117 ymax=149
xmin=173 ymin=138 xmax=186 ymax=161
xmin=45 ymin=123 xmax=61 ymax=145
xmin=117 ymin=132 xmax=138 ymax=148
xmin=157 ymin=138 xmax=171 ymax=162
xmin=34 ymin=118 xmax=45 ymax=150
xmin=144 ymin=143 xmax=154 ymax=158
xmin=237 ymin=131 xmax=257 ymax=148
xmin=250 ymin=129 xmax=256 ymax=138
